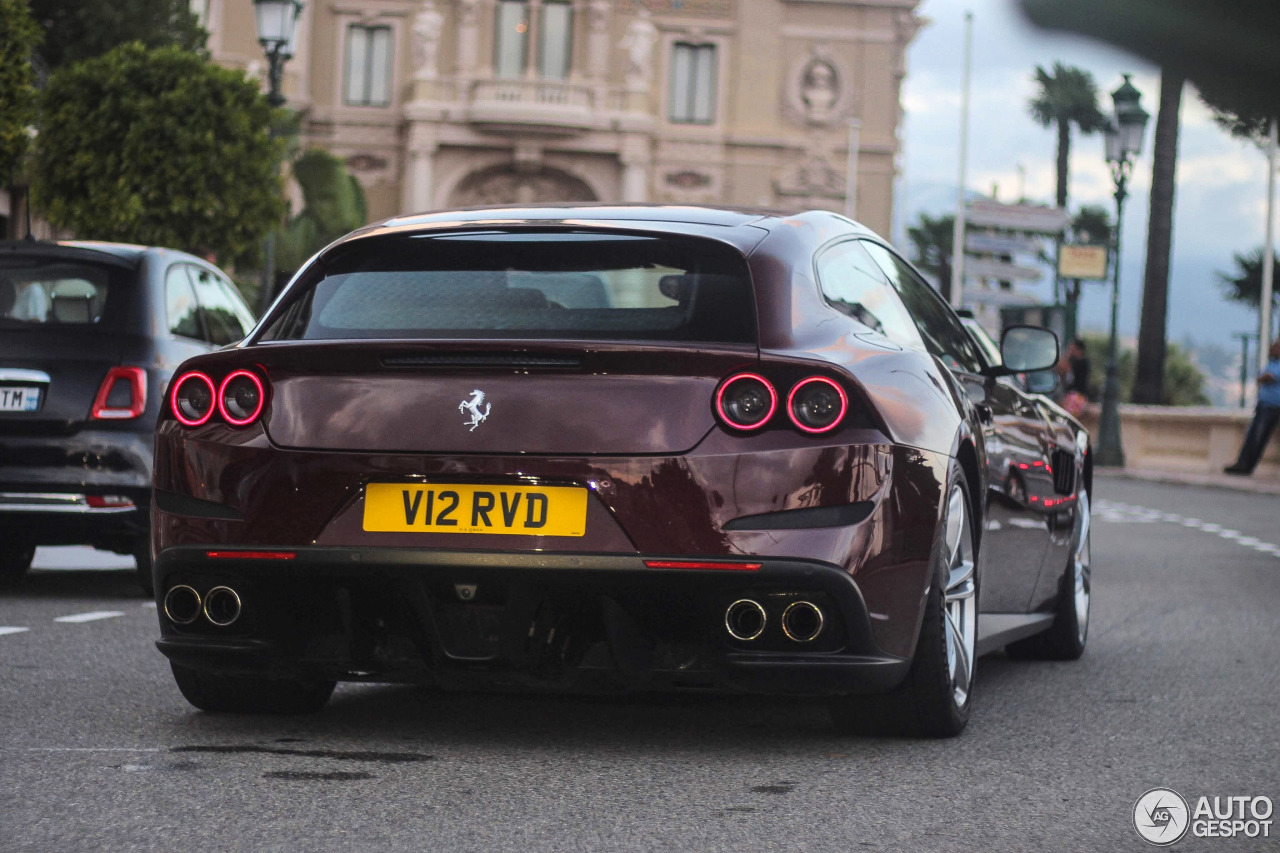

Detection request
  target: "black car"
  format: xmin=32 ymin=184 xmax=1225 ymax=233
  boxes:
xmin=0 ymin=240 xmax=256 ymax=592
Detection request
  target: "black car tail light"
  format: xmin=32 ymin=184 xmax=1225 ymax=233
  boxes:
xmin=787 ymin=376 xmax=847 ymax=434
xmin=91 ymin=367 xmax=147 ymax=420
xmin=217 ymin=370 xmax=267 ymax=427
xmin=170 ymin=371 xmax=216 ymax=427
xmin=715 ymin=373 xmax=777 ymax=430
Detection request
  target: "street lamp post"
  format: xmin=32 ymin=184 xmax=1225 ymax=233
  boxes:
xmin=253 ymin=0 xmax=304 ymax=314
xmin=1095 ymin=74 xmax=1150 ymax=468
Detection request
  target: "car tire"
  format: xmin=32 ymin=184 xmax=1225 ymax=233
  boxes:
xmin=133 ymin=539 xmax=154 ymax=597
xmin=830 ymin=465 xmax=978 ymax=738
xmin=1007 ymin=489 xmax=1090 ymax=661
xmin=170 ymin=663 xmax=336 ymax=714
xmin=0 ymin=540 xmax=36 ymax=586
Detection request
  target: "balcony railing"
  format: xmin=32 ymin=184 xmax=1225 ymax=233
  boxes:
xmin=468 ymin=79 xmax=597 ymax=132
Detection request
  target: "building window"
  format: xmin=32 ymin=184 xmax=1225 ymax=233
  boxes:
xmin=344 ymin=24 xmax=393 ymax=106
xmin=539 ymin=1 xmax=573 ymax=80
xmin=495 ymin=0 xmax=529 ymax=79
xmin=669 ymin=43 xmax=717 ymax=124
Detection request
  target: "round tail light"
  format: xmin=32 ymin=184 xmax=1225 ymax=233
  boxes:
xmin=788 ymin=376 xmax=847 ymax=434
xmin=170 ymin=372 xmax=216 ymax=426
xmin=217 ymin=370 xmax=266 ymax=426
xmin=716 ymin=373 xmax=777 ymax=430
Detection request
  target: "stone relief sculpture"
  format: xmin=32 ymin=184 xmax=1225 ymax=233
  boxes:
xmin=412 ymin=0 xmax=445 ymax=80
xmin=451 ymin=166 xmax=596 ymax=207
xmin=620 ymin=10 xmax=659 ymax=88
xmin=801 ymin=59 xmax=839 ymax=119
xmin=775 ymin=145 xmax=846 ymax=203
xmin=784 ymin=45 xmax=849 ymax=127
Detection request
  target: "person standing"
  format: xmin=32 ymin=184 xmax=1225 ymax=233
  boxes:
xmin=1057 ymin=338 xmax=1091 ymax=416
xmin=1225 ymin=338 xmax=1280 ymax=474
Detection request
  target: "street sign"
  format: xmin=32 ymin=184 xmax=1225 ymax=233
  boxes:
xmin=965 ymin=200 xmax=1070 ymax=233
xmin=965 ymin=232 xmax=1043 ymax=255
xmin=1058 ymin=244 xmax=1109 ymax=280
xmin=965 ymin=257 xmax=1043 ymax=282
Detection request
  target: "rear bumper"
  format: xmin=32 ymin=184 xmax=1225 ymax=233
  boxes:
xmin=153 ymin=546 xmax=911 ymax=696
xmin=0 ymin=428 xmax=151 ymax=547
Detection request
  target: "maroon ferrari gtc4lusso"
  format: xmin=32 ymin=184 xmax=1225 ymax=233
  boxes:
xmin=151 ymin=206 xmax=1091 ymax=736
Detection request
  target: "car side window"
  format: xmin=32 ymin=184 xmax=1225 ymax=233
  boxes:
xmin=814 ymin=240 xmax=924 ymax=349
xmin=861 ymin=241 xmax=984 ymax=374
xmin=191 ymin=267 xmax=251 ymax=345
xmin=214 ymin=273 xmax=256 ymax=337
xmin=165 ymin=265 xmax=204 ymax=340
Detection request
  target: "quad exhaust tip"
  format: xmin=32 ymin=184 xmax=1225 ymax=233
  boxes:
xmin=163 ymin=585 xmax=202 ymax=625
xmin=725 ymin=599 xmax=767 ymax=642
xmin=781 ymin=601 xmax=825 ymax=643
xmin=202 ymin=586 xmax=242 ymax=627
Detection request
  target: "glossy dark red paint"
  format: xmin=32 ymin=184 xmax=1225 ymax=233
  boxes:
xmin=150 ymin=205 xmax=1091 ymax=702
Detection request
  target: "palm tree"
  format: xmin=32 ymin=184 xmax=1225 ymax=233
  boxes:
xmin=1217 ymin=247 xmax=1280 ymax=319
xmin=1133 ymin=70 xmax=1184 ymax=405
xmin=1028 ymin=63 xmax=1109 ymax=209
xmin=1070 ymin=205 xmax=1112 ymax=246
xmin=906 ymin=212 xmax=955 ymax=299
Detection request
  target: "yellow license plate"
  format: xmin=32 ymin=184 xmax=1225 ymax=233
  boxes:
xmin=363 ymin=483 xmax=587 ymax=537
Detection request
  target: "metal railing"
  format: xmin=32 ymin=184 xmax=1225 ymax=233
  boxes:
xmin=470 ymin=79 xmax=593 ymax=110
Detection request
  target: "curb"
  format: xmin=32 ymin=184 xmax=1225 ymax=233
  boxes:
xmin=1096 ymin=467 xmax=1280 ymax=496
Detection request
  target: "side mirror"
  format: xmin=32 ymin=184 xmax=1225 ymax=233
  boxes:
xmin=998 ymin=325 xmax=1059 ymax=374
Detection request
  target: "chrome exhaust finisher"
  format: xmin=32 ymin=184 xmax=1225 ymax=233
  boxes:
xmin=781 ymin=601 xmax=825 ymax=643
xmin=724 ymin=599 xmax=767 ymax=642
xmin=202 ymin=586 xmax=242 ymax=627
xmin=163 ymin=585 xmax=202 ymax=625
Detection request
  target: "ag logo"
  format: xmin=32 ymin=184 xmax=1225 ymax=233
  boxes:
xmin=1134 ymin=788 xmax=1190 ymax=846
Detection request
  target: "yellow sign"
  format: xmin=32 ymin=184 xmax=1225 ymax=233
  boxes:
xmin=1059 ymin=244 xmax=1109 ymax=280
xmin=363 ymin=483 xmax=587 ymax=537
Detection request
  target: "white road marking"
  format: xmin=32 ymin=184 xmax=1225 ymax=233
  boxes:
xmin=2 ymin=747 xmax=163 ymax=752
xmin=54 ymin=611 xmax=125 ymax=624
xmin=1095 ymin=499 xmax=1280 ymax=559
xmin=0 ymin=627 xmax=30 ymax=636
xmin=141 ymin=602 xmax=157 ymax=609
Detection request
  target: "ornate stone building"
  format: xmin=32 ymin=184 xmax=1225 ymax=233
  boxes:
xmin=200 ymin=0 xmax=921 ymax=236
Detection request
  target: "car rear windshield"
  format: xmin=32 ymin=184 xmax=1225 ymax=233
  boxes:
xmin=0 ymin=259 xmax=113 ymax=326
xmin=260 ymin=230 xmax=758 ymax=344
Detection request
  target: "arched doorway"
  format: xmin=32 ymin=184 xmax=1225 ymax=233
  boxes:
xmin=448 ymin=164 xmax=597 ymax=207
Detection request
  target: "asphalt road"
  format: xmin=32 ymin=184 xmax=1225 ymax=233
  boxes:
xmin=1 ymin=474 xmax=1277 ymax=852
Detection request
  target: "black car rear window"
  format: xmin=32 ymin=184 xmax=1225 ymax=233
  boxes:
xmin=260 ymin=231 xmax=758 ymax=344
xmin=0 ymin=259 xmax=111 ymax=326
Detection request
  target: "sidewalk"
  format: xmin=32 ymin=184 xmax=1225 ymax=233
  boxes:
xmin=1098 ymin=466 xmax=1280 ymax=496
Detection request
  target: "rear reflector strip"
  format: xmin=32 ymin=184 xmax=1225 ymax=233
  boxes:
xmin=86 ymin=495 xmax=134 ymax=509
xmin=206 ymin=551 xmax=296 ymax=560
xmin=644 ymin=560 xmax=763 ymax=572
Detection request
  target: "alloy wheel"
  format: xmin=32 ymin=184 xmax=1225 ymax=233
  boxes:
xmin=1073 ymin=491 xmax=1092 ymax=645
xmin=943 ymin=484 xmax=977 ymax=708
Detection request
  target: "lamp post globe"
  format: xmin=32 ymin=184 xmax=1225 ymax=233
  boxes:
xmin=253 ymin=0 xmax=304 ymax=107
xmin=1095 ymin=74 xmax=1150 ymax=468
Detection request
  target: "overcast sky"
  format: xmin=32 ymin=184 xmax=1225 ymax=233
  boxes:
xmin=898 ymin=0 xmax=1272 ymax=350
